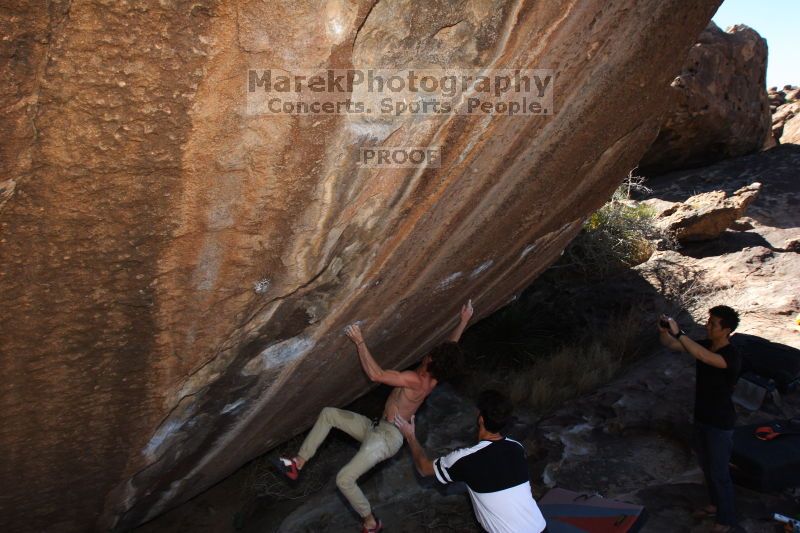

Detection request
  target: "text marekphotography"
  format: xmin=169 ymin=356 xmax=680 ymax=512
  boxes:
xmin=246 ymin=68 xmax=554 ymax=117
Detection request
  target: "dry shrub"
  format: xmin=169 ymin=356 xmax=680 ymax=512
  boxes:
xmin=561 ymin=200 xmax=660 ymax=277
xmin=497 ymin=305 xmax=649 ymax=414
xmin=557 ymin=173 xmax=674 ymax=278
xmin=640 ymin=258 xmax=712 ymax=317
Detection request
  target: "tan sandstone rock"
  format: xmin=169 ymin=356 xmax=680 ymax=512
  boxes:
xmin=772 ymin=101 xmax=800 ymax=142
xmin=0 ymin=180 xmax=15 ymax=213
xmin=0 ymin=1 xmax=722 ymax=531
xmin=638 ymin=23 xmax=771 ymax=175
xmin=781 ymin=113 xmax=800 ymax=145
xmin=646 ymin=183 xmax=762 ymax=242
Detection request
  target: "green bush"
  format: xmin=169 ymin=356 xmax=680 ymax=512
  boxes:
xmin=559 ymin=178 xmax=667 ymax=277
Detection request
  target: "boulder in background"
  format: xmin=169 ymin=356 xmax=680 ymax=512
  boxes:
xmin=638 ymin=23 xmax=771 ymax=175
xmin=644 ymin=182 xmax=761 ymax=242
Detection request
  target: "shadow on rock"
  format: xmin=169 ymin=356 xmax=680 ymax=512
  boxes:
xmin=680 ymin=230 xmax=776 ymax=259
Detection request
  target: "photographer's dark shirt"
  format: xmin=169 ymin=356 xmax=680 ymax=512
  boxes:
xmin=694 ymin=339 xmax=742 ymax=429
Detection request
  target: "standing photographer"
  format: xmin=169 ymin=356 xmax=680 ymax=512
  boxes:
xmin=658 ymin=306 xmax=742 ymax=532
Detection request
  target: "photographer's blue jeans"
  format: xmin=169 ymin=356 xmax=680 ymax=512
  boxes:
xmin=693 ymin=423 xmax=737 ymax=526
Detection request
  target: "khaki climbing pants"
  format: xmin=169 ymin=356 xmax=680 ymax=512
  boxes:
xmin=297 ymin=407 xmax=404 ymax=517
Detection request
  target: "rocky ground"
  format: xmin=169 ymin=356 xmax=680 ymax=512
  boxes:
xmin=768 ymin=85 xmax=800 ymax=146
xmin=136 ymin=145 xmax=800 ymax=532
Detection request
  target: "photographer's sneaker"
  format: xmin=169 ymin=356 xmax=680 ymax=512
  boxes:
xmin=270 ymin=456 xmax=299 ymax=481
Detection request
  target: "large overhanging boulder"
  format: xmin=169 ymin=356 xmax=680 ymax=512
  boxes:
xmin=638 ymin=22 xmax=771 ymax=176
xmin=0 ymin=1 xmax=721 ymax=531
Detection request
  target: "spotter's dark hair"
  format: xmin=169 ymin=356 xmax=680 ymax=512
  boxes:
xmin=477 ymin=389 xmax=513 ymax=433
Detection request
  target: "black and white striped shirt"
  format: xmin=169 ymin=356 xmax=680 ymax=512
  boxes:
xmin=434 ymin=438 xmax=546 ymax=533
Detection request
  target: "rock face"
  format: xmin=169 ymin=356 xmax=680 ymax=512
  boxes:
xmin=137 ymin=143 xmax=800 ymax=533
xmin=638 ymin=23 xmax=771 ymax=176
xmin=781 ymin=111 xmax=800 ymax=145
xmin=768 ymin=84 xmax=799 ymax=113
xmin=644 ymin=182 xmax=761 ymax=242
xmin=770 ymin=84 xmax=800 ymax=146
xmin=0 ymin=1 xmax=722 ymax=531
xmin=771 ymin=101 xmax=800 ymax=143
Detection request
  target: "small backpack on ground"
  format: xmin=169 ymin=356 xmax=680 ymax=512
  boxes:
xmin=733 ymin=371 xmax=781 ymax=411
xmin=730 ymin=418 xmax=800 ymax=492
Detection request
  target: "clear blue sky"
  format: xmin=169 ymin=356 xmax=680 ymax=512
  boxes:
xmin=712 ymin=0 xmax=797 ymax=88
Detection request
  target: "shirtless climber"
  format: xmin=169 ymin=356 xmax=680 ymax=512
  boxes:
xmin=272 ymin=300 xmax=474 ymax=533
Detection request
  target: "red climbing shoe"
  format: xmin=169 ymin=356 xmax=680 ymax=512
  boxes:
xmin=270 ymin=456 xmax=299 ymax=481
xmin=361 ymin=517 xmax=383 ymax=533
